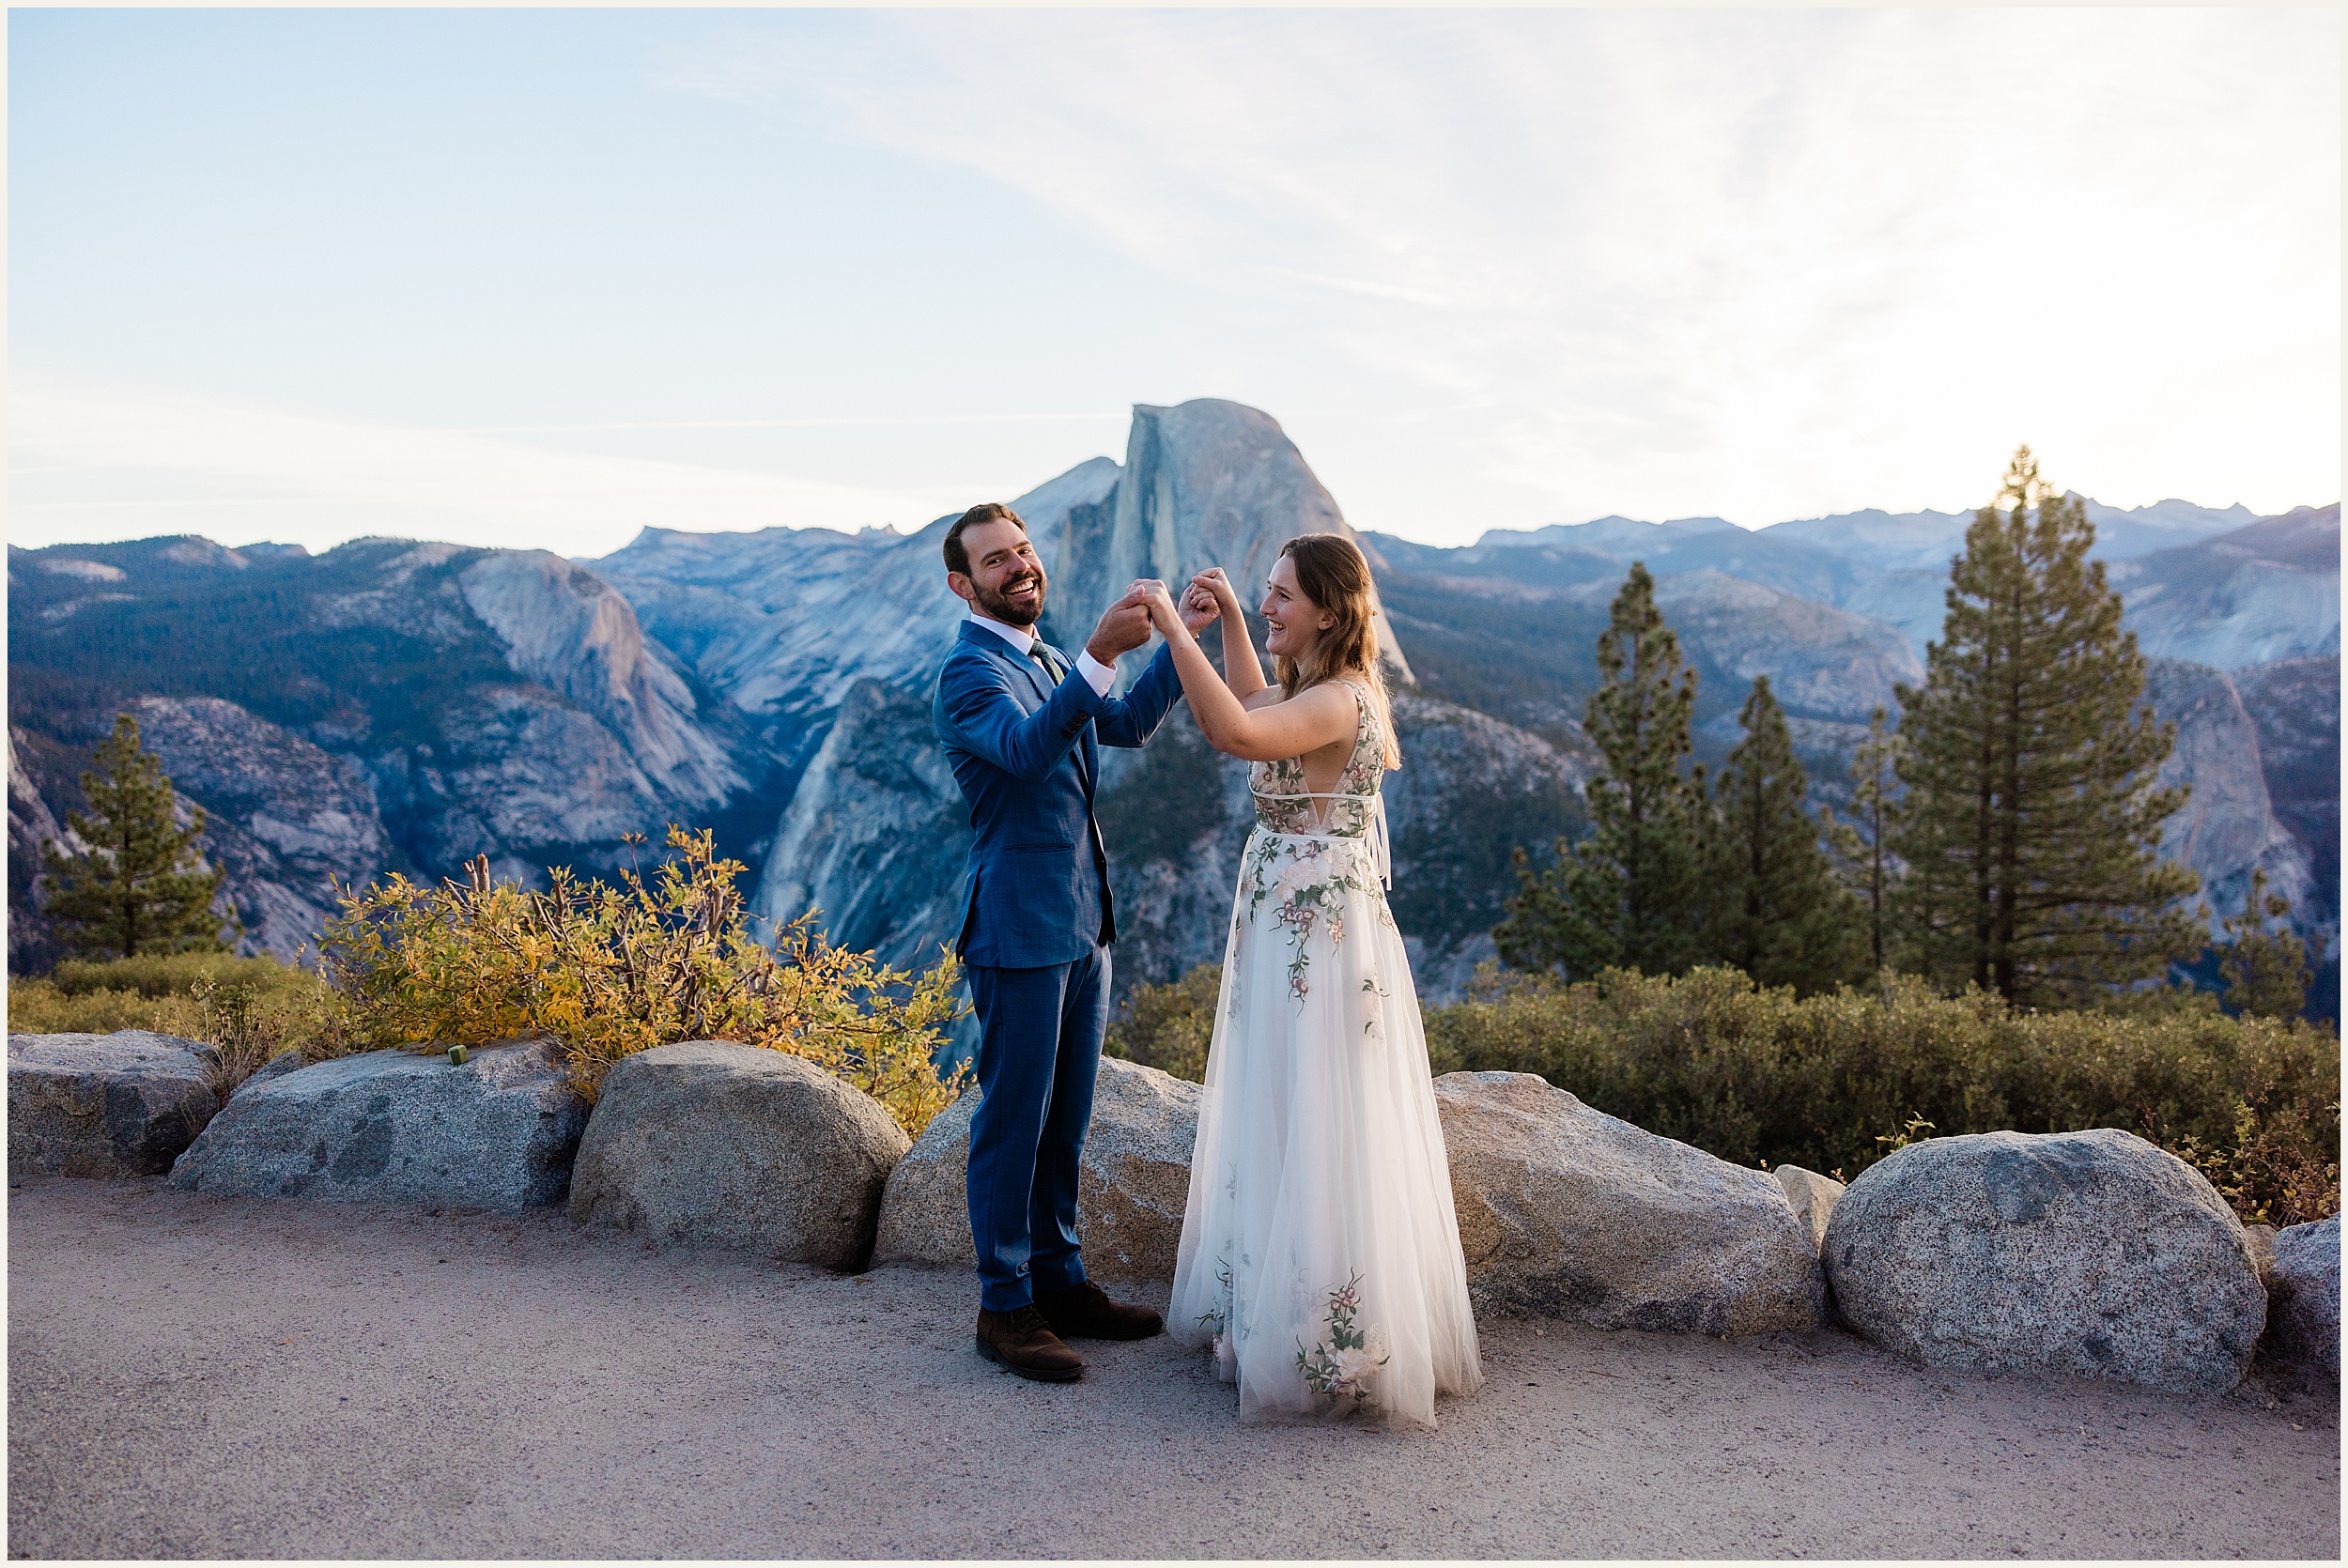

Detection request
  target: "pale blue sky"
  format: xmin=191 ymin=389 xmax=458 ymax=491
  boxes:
xmin=9 ymin=7 xmax=2340 ymax=556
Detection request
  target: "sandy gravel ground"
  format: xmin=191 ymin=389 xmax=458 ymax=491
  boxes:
xmin=8 ymin=1176 xmax=2339 ymax=1560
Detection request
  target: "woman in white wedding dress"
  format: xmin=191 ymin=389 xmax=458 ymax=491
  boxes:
xmin=1135 ymin=534 xmax=1482 ymax=1433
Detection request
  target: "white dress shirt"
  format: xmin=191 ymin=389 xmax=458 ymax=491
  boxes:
xmin=969 ymin=613 xmax=1118 ymax=697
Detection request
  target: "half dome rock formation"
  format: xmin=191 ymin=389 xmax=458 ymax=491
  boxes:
xmin=1047 ymin=400 xmax=1411 ymax=682
xmin=7 ymin=414 xmax=2336 ymax=1019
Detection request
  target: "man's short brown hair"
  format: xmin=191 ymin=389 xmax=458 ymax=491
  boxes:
xmin=944 ymin=502 xmax=1027 ymax=577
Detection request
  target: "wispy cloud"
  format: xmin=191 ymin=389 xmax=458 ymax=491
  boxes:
xmin=659 ymin=8 xmax=2340 ymax=525
xmin=8 ymin=370 xmax=968 ymax=555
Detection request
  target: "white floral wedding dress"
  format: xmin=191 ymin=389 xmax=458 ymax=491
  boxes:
xmin=1167 ymin=682 xmax=1483 ymax=1431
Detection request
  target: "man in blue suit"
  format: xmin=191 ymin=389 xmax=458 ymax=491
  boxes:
xmin=934 ymin=500 xmax=1195 ymax=1381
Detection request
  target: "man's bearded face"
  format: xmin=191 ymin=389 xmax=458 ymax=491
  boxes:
xmin=964 ymin=521 xmax=1047 ymax=627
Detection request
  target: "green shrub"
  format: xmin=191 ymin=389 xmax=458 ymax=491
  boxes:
xmin=8 ymin=951 xmax=337 ymax=1097
xmin=1422 ymin=964 xmax=2339 ymax=1225
xmin=48 ymin=950 xmax=309 ymax=1000
xmin=8 ymin=977 xmax=207 ymax=1038
xmin=1104 ymin=962 xmax=1223 ymax=1082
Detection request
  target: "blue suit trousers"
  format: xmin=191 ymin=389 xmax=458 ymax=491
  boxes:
xmin=965 ymin=941 xmax=1111 ymax=1313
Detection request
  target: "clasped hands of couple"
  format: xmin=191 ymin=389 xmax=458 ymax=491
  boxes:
xmin=1077 ymin=571 xmax=1238 ymax=665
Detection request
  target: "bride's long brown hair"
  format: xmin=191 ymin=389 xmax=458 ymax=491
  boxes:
xmin=1274 ymin=533 xmax=1400 ymax=769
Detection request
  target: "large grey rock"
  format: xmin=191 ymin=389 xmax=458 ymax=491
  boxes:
xmin=2263 ymin=1216 xmax=2340 ymax=1381
xmin=1431 ymin=1071 xmax=1824 ymax=1335
xmin=166 ymin=1039 xmax=586 ymax=1211
xmin=1772 ymin=1164 xmax=1845 ymax=1256
xmin=9 ymin=1032 xmax=221 ymax=1177
xmin=230 ymin=1047 xmax=313 ymax=1099
xmin=872 ymin=1054 xmax=1202 ymax=1284
xmin=568 ymin=1040 xmax=910 ymax=1269
xmin=1823 ymin=1128 xmax=2267 ymax=1394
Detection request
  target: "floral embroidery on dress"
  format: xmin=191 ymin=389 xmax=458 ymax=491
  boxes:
xmin=1235 ymin=685 xmax=1394 ymax=1003
xmin=1242 ymin=836 xmax=1379 ymax=1000
xmin=1199 ymin=1255 xmax=1235 ymax=1359
xmin=1295 ymin=1272 xmax=1390 ymax=1400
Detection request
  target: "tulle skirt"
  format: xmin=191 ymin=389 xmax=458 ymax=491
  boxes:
xmin=1167 ymin=826 xmax=1484 ymax=1431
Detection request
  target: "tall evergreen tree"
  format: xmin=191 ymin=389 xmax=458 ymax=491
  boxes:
xmin=37 ymin=713 xmax=233 ymax=961
xmin=2218 ymin=868 xmax=2314 ymax=1020
xmin=1888 ymin=448 xmax=2200 ymax=1006
xmin=1700 ymin=676 xmax=1868 ymax=994
xmin=1496 ymin=562 xmax=1705 ymax=977
xmin=1840 ymin=705 xmax=1904 ymax=975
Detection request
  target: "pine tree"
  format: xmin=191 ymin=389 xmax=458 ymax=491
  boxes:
xmin=1841 ymin=705 xmax=1904 ymax=975
xmin=1888 ymin=448 xmax=2200 ymax=1007
xmin=1700 ymin=677 xmax=1868 ymax=994
xmin=1495 ymin=562 xmax=1705 ymax=977
xmin=37 ymin=713 xmax=233 ymax=961
xmin=2218 ymin=868 xmax=2314 ymax=1020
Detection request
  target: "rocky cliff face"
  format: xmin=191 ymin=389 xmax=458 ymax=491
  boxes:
xmin=2232 ymin=655 xmax=2340 ymax=935
xmin=2139 ymin=660 xmax=2319 ymax=942
xmin=456 ymin=552 xmax=743 ymax=810
xmin=125 ymin=697 xmax=392 ymax=960
xmin=1387 ymin=499 xmax=2328 ymax=669
xmin=2109 ymin=505 xmax=2341 ymax=670
xmin=750 ymin=678 xmax=972 ymax=972
xmin=8 ymin=534 xmax=775 ymax=959
xmin=8 ymin=728 xmax=82 ymax=971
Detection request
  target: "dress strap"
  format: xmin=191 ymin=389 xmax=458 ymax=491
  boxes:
xmin=1324 ymin=680 xmax=1389 ymax=886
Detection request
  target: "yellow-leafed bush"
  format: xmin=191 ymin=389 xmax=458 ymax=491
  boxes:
xmin=316 ymin=826 xmax=970 ymax=1135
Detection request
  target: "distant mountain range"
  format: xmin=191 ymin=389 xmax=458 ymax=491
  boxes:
xmin=9 ymin=400 xmax=2338 ymax=1016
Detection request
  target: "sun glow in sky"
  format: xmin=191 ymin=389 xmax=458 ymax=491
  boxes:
xmin=8 ymin=7 xmax=2340 ymax=557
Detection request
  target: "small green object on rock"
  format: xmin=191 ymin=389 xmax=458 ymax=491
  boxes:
xmin=448 ymin=1045 xmax=470 ymax=1067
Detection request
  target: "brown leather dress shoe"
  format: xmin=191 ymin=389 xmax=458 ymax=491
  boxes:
xmin=1035 ymin=1279 xmax=1165 ymax=1340
xmin=975 ymin=1305 xmax=1085 ymax=1382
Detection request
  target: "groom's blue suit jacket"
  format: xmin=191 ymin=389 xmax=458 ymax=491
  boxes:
xmin=934 ymin=621 xmax=1183 ymax=969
